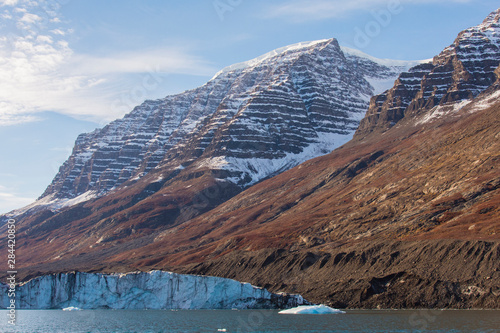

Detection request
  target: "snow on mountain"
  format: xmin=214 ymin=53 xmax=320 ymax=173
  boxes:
xmin=0 ymin=271 xmax=306 ymax=309
xmin=211 ymin=39 xmax=331 ymax=79
xmin=340 ymin=46 xmax=432 ymax=97
xmin=5 ymin=38 xmax=424 ymax=216
xmin=340 ymin=46 xmax=432 ymax=69
xmin=356 ymin=8 xmax=500 ymax=137
xmin=416 ymin=88 xmax=500 ymax=125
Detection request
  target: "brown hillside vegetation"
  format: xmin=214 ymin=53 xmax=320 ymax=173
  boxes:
xmin=5 ymin=89 xmax=499 ymax=308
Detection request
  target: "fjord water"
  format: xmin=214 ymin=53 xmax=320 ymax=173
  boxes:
xmin=1 ymin=309 xmax=499 ymax=332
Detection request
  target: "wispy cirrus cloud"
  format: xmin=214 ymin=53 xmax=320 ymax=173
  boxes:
xmin=0 ymin=0 xmax=216 ymax=127
xmin=72 ymin=49 xmax=214 ymax=77
xmin=265 ymin=0 xmax=474 ymax=21
xmin=0 ymin=185 xmax=35 ymax=214
xmin=0 ymin=0 xmax=20 ymax=6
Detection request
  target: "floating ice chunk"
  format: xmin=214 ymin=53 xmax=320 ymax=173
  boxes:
xmin=279 ymin=304 xmax=345 ymax=314
xmin=62 ymin=307 xmax=81 ymax=311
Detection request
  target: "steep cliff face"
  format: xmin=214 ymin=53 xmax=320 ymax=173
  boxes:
xmin=0 ymin=271 xmax=305 ymax=309
xmin=34 ymin=38 xmax=418 ymax=206
xmin=0 ymin=39 xmax=423 ymax=263
xmin=356 ymin=8 xmax=500 ymax=136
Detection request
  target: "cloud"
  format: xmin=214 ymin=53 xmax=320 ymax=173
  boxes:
xmin=0 ymin=1 xmax=216 ymax=126
xmin=73 ymin=49 xmax=215 ymax=77
xmin=0 ymin=190 xmax=35 ymax=214
xmin=0 ymin=108 xmax=42 ymax=126
xmin=0 ymin=44 xmax=216 ymax=124
xmin=265 ymin=0 xmax=474 ymax=21
xmin=0 ymin=0 xmax=19 ymax=6
xmin=20 ymin=12 xmax=41 ymax=23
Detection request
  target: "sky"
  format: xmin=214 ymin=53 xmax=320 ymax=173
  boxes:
xmin=0 ymin=0 xmax=499 ymax=214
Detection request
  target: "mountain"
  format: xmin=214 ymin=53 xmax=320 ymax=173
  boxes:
xmin=1 ymin=9 xmax=500 ymax=309
xmin=12 ymin=38 xmax=421 ymax=214
xmin=0 ymin=39 xmax=422 ymax=269
xmin=357 ymin=8 xmax=500 ymax=136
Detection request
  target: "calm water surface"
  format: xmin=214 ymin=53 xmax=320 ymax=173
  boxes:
xmin=0 ymin=309 xmax=499 ymax=332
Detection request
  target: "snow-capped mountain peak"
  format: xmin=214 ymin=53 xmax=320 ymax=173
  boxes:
xmin=6 ymin=38 xmax=425 ymax=216
xmin=211 ymin=39 xmax=332 ymax=80
xmin=356 ymin=8 xmax=500 ymax=137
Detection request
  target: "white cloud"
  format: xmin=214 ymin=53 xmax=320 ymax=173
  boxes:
xmin=36 ymin=34 xmax=52 ymax=43
xmin=0 ymin=42 xmax=216 ymax=125
xmin=0 ymin=191 xmax=35 ymax=214
xmin=73 ymin=49 xmax=215 ymax=76
xmin=20 ymin=12 xmax=41 ymax=23
xmin=0 ymin=1 xmax=216 ymax=126
xmin=0 ymin=107 xmax=42 ymax=126
xmin=0 ymin=183 xmax=36 ymax=214
xmin=265 ymin=0 xmax=474 ymax=21
xmin=0 ymin=0 xmax=19 ymax=7
xmin=50 ymin=28 xmax=65 ymax=35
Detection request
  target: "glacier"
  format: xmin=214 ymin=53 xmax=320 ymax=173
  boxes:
xmin=0 ymin=271 xmax=306 ymax=310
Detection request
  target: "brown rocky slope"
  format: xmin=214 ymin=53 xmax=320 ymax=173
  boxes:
xmin=136 ymin=90 xmax=500 ymax=309
xmin=4 ymin=86 xmax=499 ymax=309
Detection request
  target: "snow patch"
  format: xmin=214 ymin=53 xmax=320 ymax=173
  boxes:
xmin=416 ymin=89 xmax=500 ymax=125
xmin=56 ymin=191 xmax=97 ymax=209
xmin=341 ymin=46 xmax=431 ymax=96
xmin=6 ymin=190 xmax=97 ymax=217
xmin=366 ymin=76 xmax=403 ymax=96
xmin=416 ymin=99 xmax=473 ymax=125
xmin=341 ymin=46 xmax=431 ymax=68
xmin=467 ymin=89 xmax=500 ymax=113
xmin=151 ymin=175 xmax=164 ymax=183
xmin=200 ymin=131 xmax=353 ymax=186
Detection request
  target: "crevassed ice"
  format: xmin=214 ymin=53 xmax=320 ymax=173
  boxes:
xmin=0 ymin=271 xmax=306 ymax=310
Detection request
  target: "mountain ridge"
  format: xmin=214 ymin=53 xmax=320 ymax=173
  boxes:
xmin=5 ymin=38 xmax=421 ymax=218
xmin=356 ymin=8 xmax=500 ymax=137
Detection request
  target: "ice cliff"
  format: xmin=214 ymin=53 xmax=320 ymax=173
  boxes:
xmin=0 ymin=271 xmax=306 ymax=309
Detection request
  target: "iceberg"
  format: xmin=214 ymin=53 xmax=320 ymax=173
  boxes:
xmin=279 ymin=304 xmax=345 ymax=314
xmin=62 ymin=306 xmax=81 ymax=311
xmin=0 ymin=271 xmax=306 ymax=310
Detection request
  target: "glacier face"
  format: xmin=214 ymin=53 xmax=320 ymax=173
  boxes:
xmin=0 ymin=271 xmax=306 ymax=309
